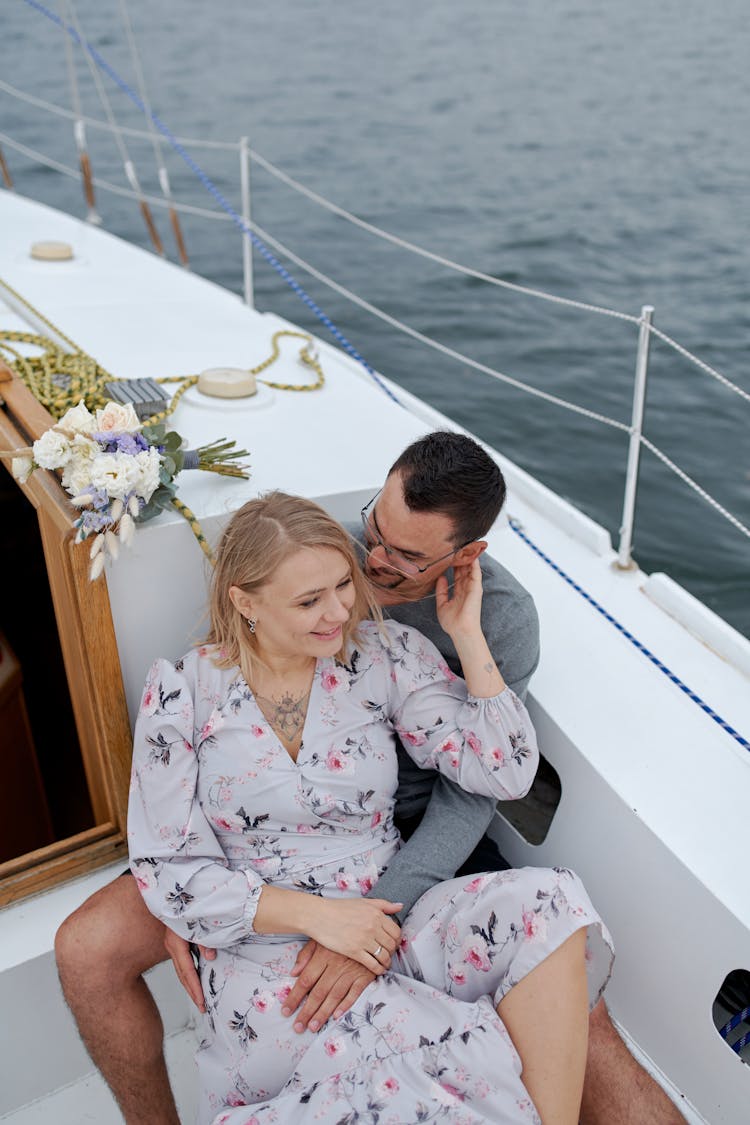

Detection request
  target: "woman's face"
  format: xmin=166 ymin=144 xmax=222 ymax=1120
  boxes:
xmin=232 ymin=547 xmax=357 ymax=663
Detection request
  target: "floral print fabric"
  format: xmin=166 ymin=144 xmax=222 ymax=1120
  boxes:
xmin=128 ymin=620 xmax=613 ymax=1123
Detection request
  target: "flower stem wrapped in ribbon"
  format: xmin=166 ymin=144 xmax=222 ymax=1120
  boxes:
xmin=7 ymin=399 xmax=249 ymax=579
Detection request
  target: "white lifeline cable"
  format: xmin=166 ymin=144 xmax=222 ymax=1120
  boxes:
xmin=63 ymin=0 xmax=164 ymax=254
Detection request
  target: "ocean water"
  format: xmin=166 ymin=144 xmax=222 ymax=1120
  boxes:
xmin=4 ymin=0 xmax=749 ymax=637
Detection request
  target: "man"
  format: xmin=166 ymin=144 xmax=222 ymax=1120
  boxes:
xmin=55 ymin=431 xmax=683 ymax=1124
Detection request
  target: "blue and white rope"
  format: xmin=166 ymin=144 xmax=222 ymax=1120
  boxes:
xmin=719 ymin=1006 xmax=750 ymax=1040
xmin=23 ymin=0 xmax=402 ymax=406
xmin=507 ymin=517 xmax=750 ymax=754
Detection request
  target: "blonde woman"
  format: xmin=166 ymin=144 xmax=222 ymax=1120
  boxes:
xmin=128 ymin=491 xmax=613 ymax=1124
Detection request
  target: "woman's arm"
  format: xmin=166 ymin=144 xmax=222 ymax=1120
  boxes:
xmin=434 ymin=558 xmax=505 ymax=696
xmin=128 ymin=657 xmax=266 ymax=947
xmin=129 ymin=656 xmax=401 ymax=964
xmin=386 ymin=562 xmax=539 ymax=800
xmin=254 ymin=885 xmax=402 ymax=970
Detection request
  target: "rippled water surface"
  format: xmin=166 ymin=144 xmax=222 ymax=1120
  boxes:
xmin=4 ymin=0 xmax=749 ymax=635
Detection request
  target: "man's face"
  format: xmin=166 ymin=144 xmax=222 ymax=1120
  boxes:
xmin=361 ymin=471 xmax=463 ymax=606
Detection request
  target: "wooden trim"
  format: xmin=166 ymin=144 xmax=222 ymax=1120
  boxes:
xmin=0 ymin=823 xmax=118 ymax=879
xmin=0 ymin=371 xmax=133 ymax=904
xmin=0 ymin=363 xmax=57 ymax=441
xmin=0 ymin=833 xmax=127 ymax=908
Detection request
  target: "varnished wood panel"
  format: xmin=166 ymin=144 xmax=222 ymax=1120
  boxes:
xmin=0 ymin=370 xmax=133 ymax=902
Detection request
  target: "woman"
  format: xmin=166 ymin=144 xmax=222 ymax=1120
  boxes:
xmin=128 ymin=492 xmax=613 ymax=1124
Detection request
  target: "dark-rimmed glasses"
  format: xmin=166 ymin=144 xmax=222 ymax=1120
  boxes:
xmin=360 ymin=490 xmax=470 ymax=577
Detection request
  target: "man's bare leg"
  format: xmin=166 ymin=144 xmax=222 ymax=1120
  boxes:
xmin=54 ymin=873 xmax=178 ymax=1125
xmin=580 ymin=998 xmax=686 ymax=1125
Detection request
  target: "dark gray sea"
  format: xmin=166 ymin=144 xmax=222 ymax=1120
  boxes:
xmin=4 ymin=0 xmax=749 ymax=637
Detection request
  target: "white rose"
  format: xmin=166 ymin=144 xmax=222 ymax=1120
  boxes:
xmin=95 ymin=401 xmax=141 ymax=434
xmin=58 ymin=400 xmax=95 ymax=434
xmin=133 ymin=447 xmax=163 ymax=501
xmin=12 ymin=455 xmax=34 ymax=484
xmin=89 ymin=451 xmax=143 ymax=500
xmin=61 ymin=435 xmax=99 ymax=495
xmin=33 ymin=428 xmax=72 ymax=469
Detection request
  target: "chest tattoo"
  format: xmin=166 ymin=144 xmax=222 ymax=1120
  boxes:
xmin=255 ymin=688 xmax=312 ymax=743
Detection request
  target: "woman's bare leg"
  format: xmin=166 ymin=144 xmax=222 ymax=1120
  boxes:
xmin=497 ymin=929 xmax=589 ymax=1125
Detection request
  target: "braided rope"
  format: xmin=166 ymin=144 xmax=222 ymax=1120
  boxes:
xmin=507 ymin=517 xmax=750 ymax=753
xmin=251 ymin=220 xmax=630 ymax=432
xmin=0 ymin=129 xmax=235 ymax=222
xmin=0 ymin=281 xmax=324 ymax=565
xmin=22 ymin=0 xmax=400 ymax=406
xmin=170 ymin=498 xmax=215 ymax=565
xmin=5 ymin=67 xmax=749 ymax=408
xmin=249 ymin=151 xmax=641 ymax=325
xmin=138 ymin=334 xmax=324 ymax=427
xmin=719 ymin=1006 xmax=750 ymax=1039
xmin=0 ymin=330 xmax=115 ymax=415
xmin=648 ymin=324 xmax=750 ymax=405
xmin=0 ymin=76 xmax=242 ymax=151
xmin=639 ymin=437 xmax=750 ymax=540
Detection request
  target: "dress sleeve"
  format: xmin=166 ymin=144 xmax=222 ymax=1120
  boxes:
xmin=127 ymin=656 xmax=263 ymax=947
xmin=385 ymin=623 xmax=539 ymax=801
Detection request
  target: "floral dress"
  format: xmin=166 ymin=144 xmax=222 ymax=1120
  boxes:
xmin=128 ymin=620 xmax=614 ymax=1124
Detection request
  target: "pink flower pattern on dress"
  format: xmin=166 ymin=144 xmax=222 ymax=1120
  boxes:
xmin=461 ymin=934 xmax=492 ymax=972
xmin=325 ymin=747 xmax=353 ymax=773
xmin=252 ymin=990 xmax=275 ymax=1013
xmin=127 ymin=621 xmax=611 ymax=1124
xmin=378 ymin=1076 xmax=399 ymax=1096
xmin=321 ymin=668 xmax=347 ymax=693
xmin=523 ymin=909 xmax=549 ymax=942
xmin=466 ymin=732 xmax=483 ymax=756
xmin=141 ymin=683 xmax=158 ymax=716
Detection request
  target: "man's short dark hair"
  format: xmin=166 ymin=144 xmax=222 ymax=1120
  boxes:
xmin=389 ymin=431 xmax=506 ymax=545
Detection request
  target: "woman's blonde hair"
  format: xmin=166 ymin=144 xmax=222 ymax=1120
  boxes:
xmin=205 ymin=491 xmax=381 ymax=673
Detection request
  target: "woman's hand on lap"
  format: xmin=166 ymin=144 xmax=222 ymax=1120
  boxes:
xmin=307 ymin=896 xmax=402 ymax=973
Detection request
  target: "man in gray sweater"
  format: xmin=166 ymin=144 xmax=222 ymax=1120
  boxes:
xmin=55 ymin=431 xmax=682 ymax=1124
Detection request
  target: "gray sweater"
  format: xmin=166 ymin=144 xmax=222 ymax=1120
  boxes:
xmin=343 ymin=523 xmax=540 ymax=916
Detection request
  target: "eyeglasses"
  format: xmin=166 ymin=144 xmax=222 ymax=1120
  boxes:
xmin=360 ymin=490 xmax=470 ymax=577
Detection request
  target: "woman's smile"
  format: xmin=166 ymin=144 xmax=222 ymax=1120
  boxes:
xmin=312 ymin=623 xmax=344 ymax=640
xmin=233 ymin=547 xmax=357 ymax=662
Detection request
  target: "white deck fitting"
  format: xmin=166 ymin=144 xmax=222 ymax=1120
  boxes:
xmin=1 ymin=190 xmax=749 ymax=1123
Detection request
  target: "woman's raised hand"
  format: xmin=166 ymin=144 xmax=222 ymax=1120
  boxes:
xmin=306 ymin=896 xmax=402 ymax=975
xmin=435 ymin=557 xmax=484 ymax=641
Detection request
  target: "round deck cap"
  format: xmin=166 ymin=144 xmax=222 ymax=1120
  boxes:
xmin=30 ymin=240 xmax=74 ymax=261
xmin=197 ymin=367 xmax=257 ymax=399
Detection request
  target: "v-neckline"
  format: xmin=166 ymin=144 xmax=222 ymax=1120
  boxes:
xmin=246 ymin=659 xmax=322 ymax=765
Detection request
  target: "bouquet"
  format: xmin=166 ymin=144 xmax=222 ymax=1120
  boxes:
xmin=10 ymin=399 xmax=249 ymax=580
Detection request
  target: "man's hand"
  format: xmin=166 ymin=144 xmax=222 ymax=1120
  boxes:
xmin=282 ymin=941 xmax=381 ymax=1033
xmin=163 ymin=927 xmax=215 ymax=1012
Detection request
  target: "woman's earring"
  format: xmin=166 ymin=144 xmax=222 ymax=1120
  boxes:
xmin=246 ymin=617 xmax=256 ymax=634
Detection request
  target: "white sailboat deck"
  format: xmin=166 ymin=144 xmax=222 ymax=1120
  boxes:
xmin=1 ymin=190 xmax=749 ymax=1123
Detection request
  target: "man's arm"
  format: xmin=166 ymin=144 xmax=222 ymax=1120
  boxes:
xmin=372 ymin=780 xmax=496 ymax=919
xmin=284 ymin=551 xmax=541 ymax=1032
xmin=372 ymin=582 xmax=540 ymax=917
xmin=496 ymin=592 xmax=539 ymax=702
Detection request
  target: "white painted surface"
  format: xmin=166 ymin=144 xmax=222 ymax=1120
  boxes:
xmin=1 ymin=189 xmax=749 ymax=1123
